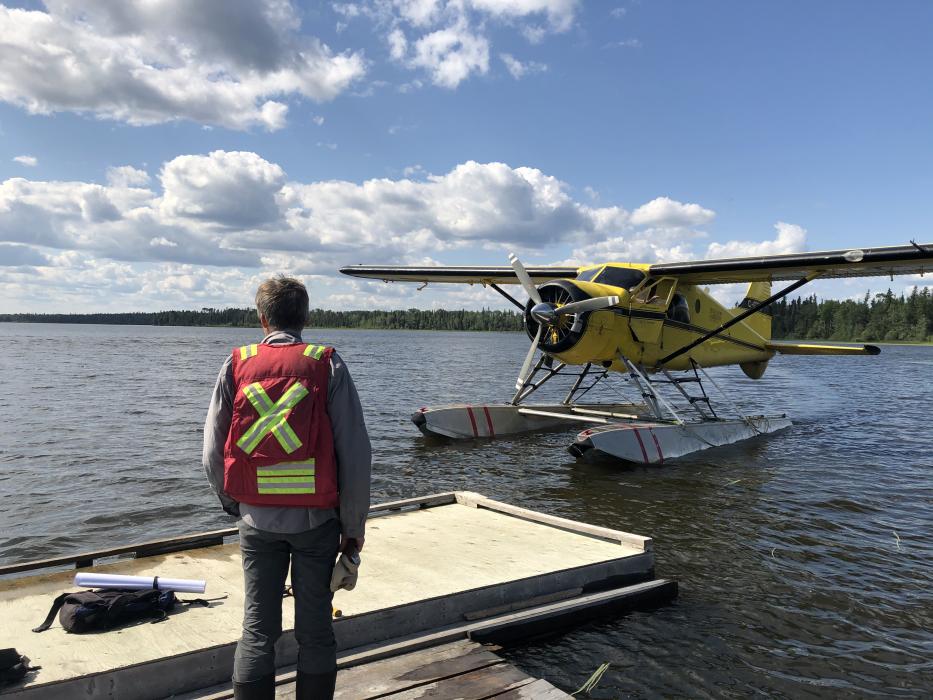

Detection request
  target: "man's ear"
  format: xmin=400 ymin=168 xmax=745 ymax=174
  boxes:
xmin=259 ymin=312 xmax=270 ymax=333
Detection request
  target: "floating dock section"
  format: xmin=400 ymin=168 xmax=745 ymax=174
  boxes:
xmin=0 ymin=492 xmax=675 ymax=699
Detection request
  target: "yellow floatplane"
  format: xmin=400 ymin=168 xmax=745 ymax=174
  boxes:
xmin=342 ymin=242 xmax=932 ymax=463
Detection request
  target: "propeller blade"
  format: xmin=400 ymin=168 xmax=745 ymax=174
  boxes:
xmin=555 ymin=295 xmax=620 ymax=316
xmin=515 ymin=325 xmax=543 ymax=390
xmin=509 ymin=252 xmax=542 ymax=304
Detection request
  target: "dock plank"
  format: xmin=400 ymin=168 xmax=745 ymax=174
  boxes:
xmin=378 ymin=663 xmax=535 ymax=699
xmin=331 ymin=641 xmax=503 ymax=699
xmin=196 ymin=641 xmax=558 ymax=700
xmin=491 ymin=678 xmax=571 ymax=699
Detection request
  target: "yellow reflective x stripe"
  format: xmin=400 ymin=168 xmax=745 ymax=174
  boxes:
xmin=236 ymin=381 xmax=309 ymax=455
xmin=239 ymin=344 xmax=259 ymax=361
xmin=303 ymin=344 xmax=326 ymax=360
xmin=243 ymin=384 xmax=274 ymax=413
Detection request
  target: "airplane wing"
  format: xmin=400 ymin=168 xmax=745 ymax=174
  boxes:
xmin=649 ymin=242 xmax=933 ymax=284
xmin=339 ymin=265 xmax=579 ymax=285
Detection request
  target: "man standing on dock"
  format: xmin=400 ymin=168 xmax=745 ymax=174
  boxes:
xmin=203 ymin=276 xmax=371 ymax=700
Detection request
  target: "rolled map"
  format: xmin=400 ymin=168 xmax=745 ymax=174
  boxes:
xmin=74 ymin=572 xmax=206 ymax=593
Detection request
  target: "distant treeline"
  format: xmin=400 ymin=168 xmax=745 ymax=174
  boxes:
xmin=2 ymin=288 xmax=931 ymax=341
xmin=771 ymin=288 xmax=932 ymax=343
xmin=0 ymin=307 xmax=524 ymax=332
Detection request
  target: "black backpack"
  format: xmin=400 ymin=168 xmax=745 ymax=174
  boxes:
xmin=0 ymin=649 xmax=37 ymax=686
xmin=32 ymin=589 xmax=207 ymax=634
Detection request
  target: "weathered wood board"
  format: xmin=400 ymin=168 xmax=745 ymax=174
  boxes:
xmin=273 ymin=641 xmax=570 ymax=699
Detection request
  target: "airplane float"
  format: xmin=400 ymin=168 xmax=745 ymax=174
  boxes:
xmin=341 ymin=242 xmax=932 ymax=464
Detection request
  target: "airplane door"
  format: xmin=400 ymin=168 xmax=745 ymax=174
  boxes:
xmin=627 ymin=277 xmax=677 ymax=365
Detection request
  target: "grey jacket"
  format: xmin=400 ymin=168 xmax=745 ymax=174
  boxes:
xmin=202 ymin=330 xmax=371 ymax=536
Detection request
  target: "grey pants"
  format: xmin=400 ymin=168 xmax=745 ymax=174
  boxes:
xmin=234 ymin=518 xmax=340 ymax=682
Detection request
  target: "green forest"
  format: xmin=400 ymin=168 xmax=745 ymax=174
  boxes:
xmin=0 ymin=307 xmax=523 ymax=332
xmin=771 ymin=288 xmax=932 ymax=342
xmin=2 ymin=288 xmax=932 ymax=341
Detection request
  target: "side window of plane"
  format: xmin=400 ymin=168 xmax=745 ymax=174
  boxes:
xmin=593 ymin=267 xmax=646 ymax=290
xmin=575 ymin=267 xmax=603 ymax=282
xmin=668 ymin=294 xmax=691 ymax=323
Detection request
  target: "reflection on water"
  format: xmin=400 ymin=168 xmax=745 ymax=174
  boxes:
xmin=0 ymin=324 xmax=930 ymax=697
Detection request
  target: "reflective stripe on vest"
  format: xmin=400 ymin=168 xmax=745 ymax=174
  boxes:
xmin=236 ymin=381 xmax=309 ymax=455
xmin=239 ymin=344 xmax=259 ymax=361
xmin=303 ymin=344 xmax=327 ymax=360
xmin=256 ymin=458 xmax=316 ymax=495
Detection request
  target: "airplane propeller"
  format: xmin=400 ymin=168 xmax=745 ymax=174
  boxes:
xmin=508 ymin=253 xmax=542 ymax=304
xmin=509 ymin=252 xmax=619 ymax=390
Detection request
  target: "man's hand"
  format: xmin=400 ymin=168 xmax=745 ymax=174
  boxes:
xmin=339 ymin=535 xmax=364 ymax=553
xmin=220 ymin=496 xmax=240 ymax=518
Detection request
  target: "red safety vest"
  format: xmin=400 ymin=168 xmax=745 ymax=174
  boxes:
xmin=223 ymin=342 xmax=339 ymax=508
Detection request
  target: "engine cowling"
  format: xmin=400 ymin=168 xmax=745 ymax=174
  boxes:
xmin=522 ymin=280 xmax=594 ymax=354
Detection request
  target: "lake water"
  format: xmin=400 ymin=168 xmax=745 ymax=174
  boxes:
xmin=0 ymin=323 xmax=930 ymax=697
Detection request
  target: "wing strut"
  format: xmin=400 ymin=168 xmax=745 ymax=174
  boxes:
xmin=489 ymin=283 xmax=525 ymax=310
xmin=656 ymin=272 xmax=821 ymax=368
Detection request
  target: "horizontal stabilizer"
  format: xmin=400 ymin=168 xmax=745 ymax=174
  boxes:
xmin=765 ymin=342 xmax=881 ymax=356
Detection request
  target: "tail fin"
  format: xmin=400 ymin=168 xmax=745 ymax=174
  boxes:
xmin=737 ymin=281 xmax=772 ymax=340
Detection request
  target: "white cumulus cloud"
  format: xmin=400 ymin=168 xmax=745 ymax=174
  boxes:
xmin=374 ymin=0 xmax=578 ymax=87
xmin=500 ymin=53 xmax=547 ymax=79
xmin=159 ymin=151 xmax=286 ymax=229
xmin=0 ymin=1 xmax=366 ymax=131
xmin=407 ymin=21 xmax=490 ymax=88
xmin=0 ymin=150 xmax=823 ymax=312
xmin=13 ymin=155 xmax=37 ymax=167
xmin=0 ymin=242 xmax=48 ymax=266
xmin=630 ymin=196 xmax=716 ymax=228
xmin=468 ymin=0 xmax=578 ymax=32
xmin=106 ymin=166 xmax=151 ymax=188
xmin=706 ymin=221 xmax=807 ymax=259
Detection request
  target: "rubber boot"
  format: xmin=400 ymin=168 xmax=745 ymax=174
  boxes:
xmin=232 ymin=674 xmax=275 ymax=700
xmin=295 ymin=669 xmax=337 ymax=700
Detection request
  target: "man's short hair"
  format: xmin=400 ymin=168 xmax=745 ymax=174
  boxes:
xmin=255 ymin=276 xmax=310 ymax=331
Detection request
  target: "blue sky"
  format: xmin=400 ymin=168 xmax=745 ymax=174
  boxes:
xmin=0 ymin=0 xmax=931 ymax=312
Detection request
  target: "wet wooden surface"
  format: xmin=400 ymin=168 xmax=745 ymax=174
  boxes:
xmin=273 ymin=640 xmax=571 ymax=699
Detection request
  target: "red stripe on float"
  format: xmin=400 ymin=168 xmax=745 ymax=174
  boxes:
xmin=632 ymin=427 xmax=650 ymax=464
xmin=465 ymin=407 xmax=479 ymax=437
xmin=648 ymin=427 xmax=664 ymax=464
xmin=482 ymin=406 xmax=495 ymax=438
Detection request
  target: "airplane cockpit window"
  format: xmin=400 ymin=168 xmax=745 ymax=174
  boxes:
xmin=593 ymin=267 xmax=646 ymax=289
xmin=668 ymin=294 xmax=691 ymax=324
xmin=575 ymin=267 xmax=602 ymax=282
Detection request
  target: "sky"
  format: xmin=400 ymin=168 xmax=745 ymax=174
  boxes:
xmin=0 ymin=0 xmax=931 ymax=313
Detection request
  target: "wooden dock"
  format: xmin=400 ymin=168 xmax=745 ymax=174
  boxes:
xmin=186 ymin=640 xmax=570 ymax=699
xmin=0 ymin=492 xmax=675 ymax=699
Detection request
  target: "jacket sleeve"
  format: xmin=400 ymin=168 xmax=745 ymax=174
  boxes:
xmin=202 ymin=355 xmax=240 ymax=517
xmin=328 ymin=351 xmax=372 ymax=539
